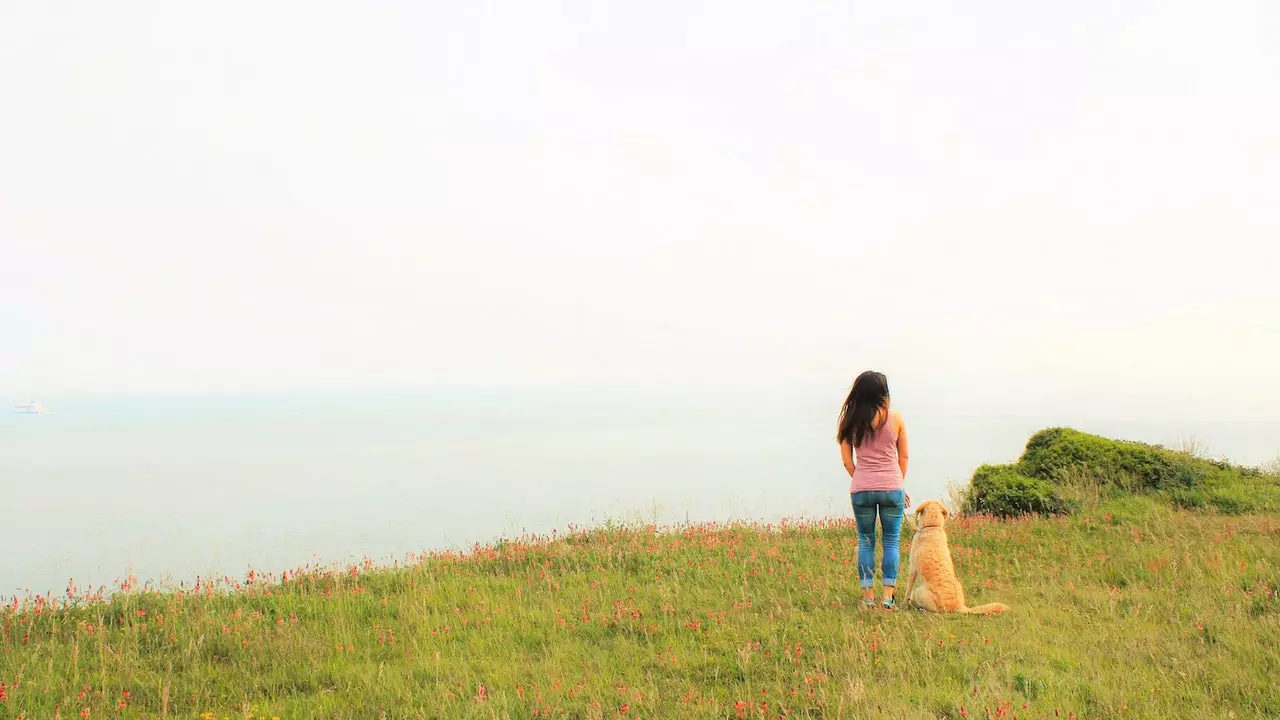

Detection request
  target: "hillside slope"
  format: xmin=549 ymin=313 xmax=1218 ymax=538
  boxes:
xmin=3 ymin=500 xmax=1278 ymax=719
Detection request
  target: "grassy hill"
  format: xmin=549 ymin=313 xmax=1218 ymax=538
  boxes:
xmin=2 ymin=432 xmax=1278 ymax=719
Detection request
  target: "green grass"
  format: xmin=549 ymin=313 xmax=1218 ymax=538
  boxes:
xmin=3 ymin=502 xmax=1279 ymax=719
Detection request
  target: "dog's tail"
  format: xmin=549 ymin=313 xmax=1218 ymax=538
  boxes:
xmin=962 ymin=603 xmax=1009 ymax=615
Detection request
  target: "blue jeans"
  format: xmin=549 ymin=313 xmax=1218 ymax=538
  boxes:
xmin=851 ymin=490 xmax=905 ymax=589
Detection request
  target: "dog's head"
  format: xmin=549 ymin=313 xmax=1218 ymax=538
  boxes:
xmin=914 ymin=499 xmax=949 ymax=529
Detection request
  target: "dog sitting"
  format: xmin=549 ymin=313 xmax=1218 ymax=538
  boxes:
xmin=902 ymin=500 xmax=1009 ymax=615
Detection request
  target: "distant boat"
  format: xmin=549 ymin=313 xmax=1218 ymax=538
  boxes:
xmin=13 ymin=400 xmax=48 ymax=414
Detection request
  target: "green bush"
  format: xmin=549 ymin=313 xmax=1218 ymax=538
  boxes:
xmin=1166 ymin=486 xmax=1207 ymax=510
xmin=962 ymin=427 xmax=1280 ymax=518
xmin=965 ymin=463 xmax=1069 ymax=517
xmin=1020 ymin=428 xmax=1192 ymax=490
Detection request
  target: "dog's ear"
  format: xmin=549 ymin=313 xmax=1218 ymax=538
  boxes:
xmin=941 ymin=504 xmax=950 ymax=518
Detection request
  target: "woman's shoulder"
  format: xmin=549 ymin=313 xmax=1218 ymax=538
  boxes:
xmin=889 ymin=408 xmax=905 ymax=430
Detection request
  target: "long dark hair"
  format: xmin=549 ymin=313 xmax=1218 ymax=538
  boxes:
xmin=836 ymin=371 xmax=890 ymax=447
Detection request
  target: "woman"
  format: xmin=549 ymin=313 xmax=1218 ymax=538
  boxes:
xmin=837 ymin=371 xmax=910 ymax=610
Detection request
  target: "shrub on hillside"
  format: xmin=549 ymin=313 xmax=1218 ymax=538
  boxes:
xmin=963 ymin=427 xmax=1280 ymax=518
xmin=1020 ymin=427 xmax=1197 ymax=490
xmin=964 ymin=464 xmax=1070 ymax=517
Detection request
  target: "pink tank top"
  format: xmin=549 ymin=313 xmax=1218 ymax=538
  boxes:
xmin=850 ymin=414 xmax=904 ymax=493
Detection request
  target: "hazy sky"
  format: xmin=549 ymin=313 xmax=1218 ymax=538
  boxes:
xmin=2 ymin=1 xmax=1278 ymax=415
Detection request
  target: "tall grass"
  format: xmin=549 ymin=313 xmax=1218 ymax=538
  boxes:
xmin=3 ymin=505 xmax=1279 ymax=719
xmin=1173 ymin=436 xmax=1211 ymax=460
xmin=1263 ymin=455 xmax=1280 ymax=479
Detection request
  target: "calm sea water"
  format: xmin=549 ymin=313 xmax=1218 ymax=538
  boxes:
xmin=2 ymin=392 xmax=1276 ymax=596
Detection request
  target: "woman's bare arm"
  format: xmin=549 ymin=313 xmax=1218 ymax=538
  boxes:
xmin=895 ymin=412 xmax=910 ymax=479
xmin=840 ymin=439 xmax=855 ymax=478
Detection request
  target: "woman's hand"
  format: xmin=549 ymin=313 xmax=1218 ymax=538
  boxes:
xmin=904 ymin=493 xmax=912 ymax=509
xmin=840 ymin=440 xmax=856 ymax=479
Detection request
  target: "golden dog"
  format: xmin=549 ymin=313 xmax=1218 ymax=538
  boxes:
xmin=902 ymin=500 xmax=1008 ymax=615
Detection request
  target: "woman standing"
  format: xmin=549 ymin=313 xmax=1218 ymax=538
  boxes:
xmin=837 ymin=371 xmax=911 ymax=609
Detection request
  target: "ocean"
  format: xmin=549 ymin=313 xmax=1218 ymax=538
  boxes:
xmin=2 ymin=391 xmax=1276 ymax=596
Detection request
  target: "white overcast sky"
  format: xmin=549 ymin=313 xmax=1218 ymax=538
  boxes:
xmin=1 ymin=1 xmax=1278 ymax=414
